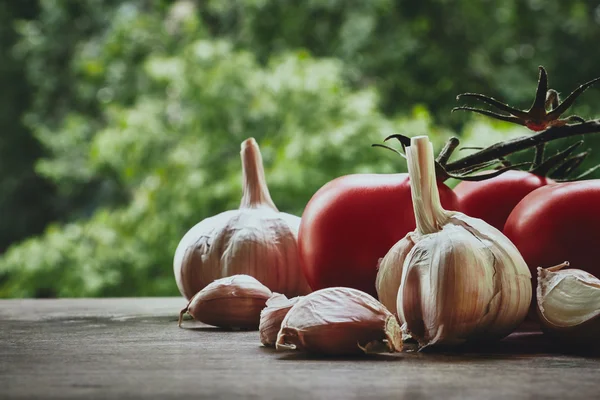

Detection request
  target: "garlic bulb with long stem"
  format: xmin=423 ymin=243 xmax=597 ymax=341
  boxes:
xmin=376 ymin=136 xmax=532 ymax=348
xmin=173 ymin=138 xmax=311 ymax=300
xmin=537 ymin=262 xmax=600 ymax=344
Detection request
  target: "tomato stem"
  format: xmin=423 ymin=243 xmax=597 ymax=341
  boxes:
xmin=551 ymin=152 xmax=588 ymax=179
xmin=444 ymin=120 xmax=600 ymax=174
xmin=453 ymin=66 xmax=600 ymax=133
xmin=532 ymin=143 xmax=545 ymax=169
xmin=530 ymin=140 xmax=584 ymax=176
xmin=436 ymin=137 xmax=460 ymax=166
xmin=443 ymin=66 xmax=600 ymax=181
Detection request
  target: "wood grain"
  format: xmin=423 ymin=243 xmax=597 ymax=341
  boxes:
xmin=1 ymin=298 xmax=598 ymax=399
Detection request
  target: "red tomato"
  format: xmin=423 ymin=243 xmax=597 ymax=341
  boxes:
xmin=504 ymin=180 xmax=600 ymax=279
xmin=298 ymin=173 xmax=459 ymax=297
xmin=454 ymin=170 xmax=552 ymax=231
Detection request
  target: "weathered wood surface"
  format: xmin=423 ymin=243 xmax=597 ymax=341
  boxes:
xmin=1 ymin=298 xmax=599 ymax=399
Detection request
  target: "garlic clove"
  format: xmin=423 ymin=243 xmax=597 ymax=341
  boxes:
xmin=376 ymin=234 xmax=415 ymax=315
xmin=537 ymin=262 xmax=600 ymax=343
xmin=259 ymin=293 xmax=303 ymax=347
xmin=173 ymin=138 xmax=311 ymax=300
xmin=179 ymin=274 xmax=272 ymax=330
xmin=275 ymin=287 xmax=403 ymax=355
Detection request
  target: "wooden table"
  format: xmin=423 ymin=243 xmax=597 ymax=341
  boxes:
xmin=1 ymin=298 xmax=598 ymax=399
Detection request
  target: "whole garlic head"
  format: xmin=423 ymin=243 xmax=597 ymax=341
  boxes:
xmin=376 ymin=136 xmax=532 ymax=348
xmin=537 ymin=262 xmax=600 ymax=343
xmin=173 ymin=138 xmax=311 ymax=299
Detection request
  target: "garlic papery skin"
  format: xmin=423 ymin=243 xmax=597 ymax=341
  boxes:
xmin=375 ymin=235 xmax=415 ymax=315
xmin=173 ymin=137 xmax=311 ymax=300
xmin=259 ymin=293 xmax=302 ymax=347
xmin=275 ymin=287 xmax=402 ymax=355
xmin=178 ymin=274 xmax=272 ymax=329
xmin=537 ymin=262 xmax=600 ymax=343
xmin=378 ymin=136 xmax=531 ymax=348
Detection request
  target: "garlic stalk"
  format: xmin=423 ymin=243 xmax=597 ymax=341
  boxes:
xmin=179 ymin=274 xmax=272 ymax=329
xmin=173 ymin=138 xmax=311 ymax=300
xmin=376 ymin=136 xmax=531 ymax=348
xmin=537 ymin=262 xmax=600 ymax=343
xmin=259 ymin=293 xmax=302 ymax=347
xmin=275 ymin=287 xmax=403 ymax=355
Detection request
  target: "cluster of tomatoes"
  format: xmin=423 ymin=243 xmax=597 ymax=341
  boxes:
xmin=298 ymin=170 xmax=600 ymax=297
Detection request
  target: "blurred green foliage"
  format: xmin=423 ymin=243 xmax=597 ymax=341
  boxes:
xmin=0 ymin=0 xmax=55 ymax=253
xmin=1 ymin=0 xmax=600 ymax=297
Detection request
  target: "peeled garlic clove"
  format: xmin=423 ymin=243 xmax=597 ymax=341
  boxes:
xmin=537 ymin=262 xmax=600 ymax=343
xmin=179 ymin=274 xmax=272 ymax=329
xmin=377 ymin=136 xmax=531 ymax=348
xmin=173 ymin=138 xmax=311 ymax=300
xmin=275 ymin=287 xmax=403 ymax=355
xmin=259 ymin=293 xmax=302 ymax=347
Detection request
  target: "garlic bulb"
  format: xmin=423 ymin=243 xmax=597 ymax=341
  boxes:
xmin=275 ymin=287 xmax=403 ymax=355
xmin=375 ymin=136 xmax=531 ymax=348
xmin=537 ymin=262 xmax=600 ymax=343
xmin=173 ymin=138 xmax=311 ymax=300
xmin=259 ymin=293 xmax=302 ymax=347
xmin=178 ymin=274 xmax=272 ymax=329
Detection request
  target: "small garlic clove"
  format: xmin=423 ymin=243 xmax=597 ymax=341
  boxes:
xmin=259 ymin=293 xmax=303 ymax=347
xmin=537 ymin=262 xmax=600 ymax=344
xmin=179 ymin=274 xmax=272 ymax=330
xmin=376 ymin=234 xmax=415 ymax=315
xmin=275 ymin=287 xmax=403 ymax=356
